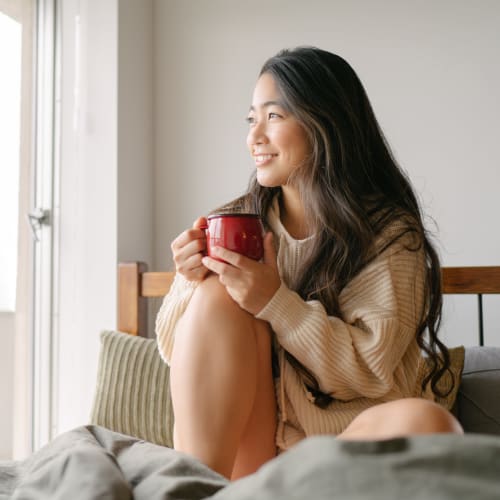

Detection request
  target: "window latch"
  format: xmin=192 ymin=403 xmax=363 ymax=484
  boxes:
xmin=27 ymin=208 xmax=50 ymax=242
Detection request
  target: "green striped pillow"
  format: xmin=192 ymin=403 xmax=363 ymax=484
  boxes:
xmin=90 ymin=330 xmax=174 ymax=447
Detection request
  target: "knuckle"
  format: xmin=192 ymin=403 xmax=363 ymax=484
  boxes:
xmin=241 ymin=287 xmax=251 ymax=302
xmin=218 ymin=267 xmax=230 ymax=280
xmin=186 ymin=228 xmax=199 ymax=240
xmin=196 ymin=238 xmax=206 ymax=252
xmin=232 ymin=254 xmax=244 ymax=267
xmin=192 ymin=254 xmax=203 ymax=267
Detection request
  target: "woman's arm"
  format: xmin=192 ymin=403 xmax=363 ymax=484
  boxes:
xmin=256 ymin=242 xmax=426 ymax=400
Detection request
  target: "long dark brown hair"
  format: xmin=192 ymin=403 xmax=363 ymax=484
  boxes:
xmin=228 ymin=47 xmax=451 ymax=407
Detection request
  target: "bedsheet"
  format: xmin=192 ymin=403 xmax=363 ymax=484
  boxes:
xmin=1 ymin=425 xmax=499 ymax=499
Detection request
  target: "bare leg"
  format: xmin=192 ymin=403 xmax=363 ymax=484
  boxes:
xmin=169 ymin=275 xmax=277 ymax=479
xmin=338 ymin=398 xmax=464 ymax=441
xmin=230 ymin=324 xmax=277 ymax=480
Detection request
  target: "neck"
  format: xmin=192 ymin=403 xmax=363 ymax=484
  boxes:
xmin=280 ymin=187 xmax=309 ymax=240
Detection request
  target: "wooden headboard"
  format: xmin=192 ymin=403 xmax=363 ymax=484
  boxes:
xmin=117 ymin=262 xmax=500 ymax=345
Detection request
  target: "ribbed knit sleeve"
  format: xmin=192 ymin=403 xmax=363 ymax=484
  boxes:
xmin=256 ymin=238 xmax=425 ymax=401
xmin=155 ymin=273 xmax=199 ymax=365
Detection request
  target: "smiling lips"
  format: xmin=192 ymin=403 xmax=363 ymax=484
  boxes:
xmin=254 ymin=153 xmax=277 ymax=165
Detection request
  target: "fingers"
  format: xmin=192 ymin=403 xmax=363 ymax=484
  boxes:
xmin=201 ymin=247 xmax=260 ymax=293
xmin=193 ymin=216 xmax=207 ymax=230
xmin=201 ymin=247 xmax=248 ymax=282
xmin=202 ymin=254 xmax=247 ymax=292
xmin=177 ymin=249 xmax=204 ymax=274
xmin=172 ymin=235 xmax=206 ymax=264
xmin=175 ymin=249 xmax=209 ymax=281
xmin=201 ymin=247 xmax=280 ymax=315
xmin=171 ymin=227 xmax=205 ymax=252
xmin=205 ymin=247 xmax=254 ymax=270
xmin=201 ymin=254 xmax=228 ymax=276
xmin=170 ymin=216 xmax=208 ymax=281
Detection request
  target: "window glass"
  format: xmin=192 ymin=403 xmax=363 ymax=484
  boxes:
xmin=0 ymin=12 xmax=22 ymax=311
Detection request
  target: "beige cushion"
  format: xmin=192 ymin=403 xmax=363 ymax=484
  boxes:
xmin=90 ymin=331 xmax=464 ymax=446
xmin=417 ymin=345 xmax=465 ymax=412
xmin=90 ymin=330 xmax=174 ymax=447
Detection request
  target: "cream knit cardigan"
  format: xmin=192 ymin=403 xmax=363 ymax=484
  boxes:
xmin=156 ymin=198 xmax=426 ymax=451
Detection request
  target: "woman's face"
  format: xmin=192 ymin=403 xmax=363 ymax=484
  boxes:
xmin=246 ymin=73 xmax=310 ymax=188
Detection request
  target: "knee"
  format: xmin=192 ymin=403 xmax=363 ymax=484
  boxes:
xmin=191 ymin=274 xmax=235 ymax=311
xmin=394 ymin=398 xmax=463 ymax=434
xmin=177 ymin=274 xmax=261 ymax=346
xmin=341 ymin=397 xmax=463 ymax=441
xmin=181 ymin=274 xmax=247 ymax=330
xmin=406 ymin=398 xmax=463 ymax=435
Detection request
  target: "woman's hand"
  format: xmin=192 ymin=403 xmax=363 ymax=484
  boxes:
xmin=201 ymin=232 xmax=281 ymax=315
xmin=171 ymin=216 xmax=210 ymax=282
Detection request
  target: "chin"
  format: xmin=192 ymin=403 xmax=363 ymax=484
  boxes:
xmin=257 ymin=180 xmax=281 ymax=189
xmin=256 ymin=173 xmax=281 ymax=188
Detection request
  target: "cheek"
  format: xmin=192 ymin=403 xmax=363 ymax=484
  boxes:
xmin=297 ymin=141 xmax=311 ymax=162
xmin=277 ymin=126 xmax=308 ymax=153
xmin=292 ymin=131 xmax=311 ymax=161
xmin=283 ymin=138 xmax=306 ymax=161
xmin=268 ymin=129 xmax=287 ymax=151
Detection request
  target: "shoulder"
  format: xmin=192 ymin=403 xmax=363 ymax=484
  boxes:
xmin=371 ymin=213 xmax=425 ymax=258
xmin=340 ymin=223 xmax=426 ymax=314
xmin=341 ymin=213 xmax=426 ymax=293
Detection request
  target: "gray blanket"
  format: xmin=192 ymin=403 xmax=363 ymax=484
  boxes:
xmin=1 ymin=425 xmax=499 ymax=499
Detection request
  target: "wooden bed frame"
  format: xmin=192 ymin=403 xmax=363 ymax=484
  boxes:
xmin=117 ymin=262 xmax=500 ymax=345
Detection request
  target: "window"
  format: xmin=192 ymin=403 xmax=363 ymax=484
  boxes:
xmin=0 ymin=0 xmax=37 ymax=460
xmin=0 ymin=11 xmax=22 ymax=311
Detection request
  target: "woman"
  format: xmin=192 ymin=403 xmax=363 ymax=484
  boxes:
xmin=156 ymin=47 xmax=462 ymax=480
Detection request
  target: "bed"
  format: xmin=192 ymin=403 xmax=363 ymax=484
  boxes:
xmin=1 ymin=264 xmax=500 ymax=500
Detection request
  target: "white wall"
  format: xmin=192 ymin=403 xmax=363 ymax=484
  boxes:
xmin=153 ymin=0 xmax=500 ymax=347
xmin=117 ymin=0 xmax=153 ymax=265
xmin=55 ymin=0 xmax=153 ymax=438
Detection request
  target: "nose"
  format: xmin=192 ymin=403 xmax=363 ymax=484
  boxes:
xmin=246 ymin=120 xmax=268 ymax=148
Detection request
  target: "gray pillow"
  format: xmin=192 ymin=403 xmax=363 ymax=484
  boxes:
xmin=456 ymin=346 xmax=500 ymax=435
xmin=90 ymin=330 xmax=174 ymax=447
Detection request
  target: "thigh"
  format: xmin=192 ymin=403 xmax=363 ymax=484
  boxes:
xmin=170 ymin=273 xmax=276 ymax=405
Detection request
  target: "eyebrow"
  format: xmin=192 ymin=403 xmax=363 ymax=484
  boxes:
xmin=248 ymin=100 xmax=284 ymax=112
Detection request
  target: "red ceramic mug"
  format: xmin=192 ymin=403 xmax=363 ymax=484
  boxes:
xmin=203 ymin=213 xmax=264 ymax=261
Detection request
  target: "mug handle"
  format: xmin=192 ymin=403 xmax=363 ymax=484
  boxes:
xmin=199 ymin=222 xmax=208 ymax=256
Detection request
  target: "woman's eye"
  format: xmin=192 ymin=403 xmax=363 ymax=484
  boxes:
xmin=245 ymin=111 xmax=282 ymax=125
